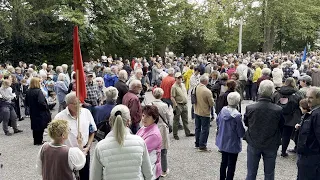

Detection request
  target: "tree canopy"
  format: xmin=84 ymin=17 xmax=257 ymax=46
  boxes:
xmin=0 ymin=0 xmax=319 ymax=65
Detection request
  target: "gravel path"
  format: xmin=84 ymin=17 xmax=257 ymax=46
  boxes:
xmin=0 ymin=93 xmax=297 ymax=180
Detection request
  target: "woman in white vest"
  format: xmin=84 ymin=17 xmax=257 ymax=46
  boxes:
xmin=90 ymin=105 xmax=153 ymax=180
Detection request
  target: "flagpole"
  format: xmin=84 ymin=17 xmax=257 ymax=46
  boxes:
xmin=76 ymin=69 xmax=80 ymax=137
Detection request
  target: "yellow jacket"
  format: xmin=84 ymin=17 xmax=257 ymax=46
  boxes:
xmin=253 ymin=67 xmax=262 ymax=83
xmin=183 ymin=69 xmax=194 ymax=90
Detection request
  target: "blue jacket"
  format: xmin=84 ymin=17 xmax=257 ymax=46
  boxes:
xmin=54 ymin=81 xmax=68 ymax=103
xmin=93 ymin=103 xmax=116 ymax=124
xmin=215 ymin=106 xmax=245 ymax=154
xmin=104 ymin=74 xmax=118 ymax=87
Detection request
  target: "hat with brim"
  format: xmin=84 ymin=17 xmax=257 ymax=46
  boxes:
xmin=298 ymin=75 xmax=312 ymax=84
xmin=86 ymin=71 xmax=94 ymax=77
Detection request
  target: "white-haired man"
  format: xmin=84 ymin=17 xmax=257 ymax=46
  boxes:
xmin=54 ymin=92 xmax=97 ymax=180
xmin=122 ymin=79 xmax=143 ymax=134
xmin=39 ymin=63 xmax=48 ymax=78
xmin=194 ymin=74 xmax=214 ymax=151
xmin=115 ymin=70 xmax=129 ymax=104
xmin=236 ymin=60 xmax=248 ymax=99
xmin=244 ymin=80 xmax=284 ymax=180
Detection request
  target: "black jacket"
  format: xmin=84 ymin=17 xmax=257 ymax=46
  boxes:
xmin=114 ymin=80 xmax=129 ymax=105
xmin=297 ymin=108 xmax=320 ymax=155
xmin=244 ymin=97 xmax=284 ymax=150
xmin=215 ymin=90 xmax=233 ymax=115
xmin=272 ymin=86 xmax=302 ymax=127
xmin=25 ymin=88 xmax=51 ymax=131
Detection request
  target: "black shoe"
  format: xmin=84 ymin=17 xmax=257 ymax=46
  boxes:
xmin=5 ymin=132 xmax=13 ymax=136
xmin=198 ymin=147 xmax=212 ymax=152
xmin=173 ymin=136 xmax=180 ymax=140
xmin=18 ymin=117 xmax=24 ymax=121
xmin=178 ymin=125 xmax=183 ymax=130
xmin=14 ymin=129 xmax=23 ymax=134
xmin=186 ymin=133 xmax=195 ymax=137
xmin=281 ymin=152 xmax=288 ymax=157
xmin=287 ymin=149 xmax=296 ymax=153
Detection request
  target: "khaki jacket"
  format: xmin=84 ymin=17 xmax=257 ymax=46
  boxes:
xmin=194 ymin=84 xmax=214 ymax=117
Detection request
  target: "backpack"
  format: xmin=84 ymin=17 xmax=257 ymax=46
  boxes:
xmin=277 ymin=93 xmax=299 ymax=115
xmin=191 ymin=85 xmax=198 ymax=104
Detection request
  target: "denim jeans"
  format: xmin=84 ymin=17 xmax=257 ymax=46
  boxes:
xmin=246 ymin=145 xmax=278 ymax=180
xmin=194 ymin=114 xmax=210 ymax=148
xmin=297 ymin=154 xmax=320 ymax=180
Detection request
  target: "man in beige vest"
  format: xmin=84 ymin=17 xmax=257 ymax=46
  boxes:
xmin=171 ymin=72 xmax=195 ymax=140
xmin=194 ymin=74 xmax=214 ymax=151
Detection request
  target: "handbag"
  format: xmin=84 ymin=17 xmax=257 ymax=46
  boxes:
xmin=95 ymin=117 xmax=111 ymax=141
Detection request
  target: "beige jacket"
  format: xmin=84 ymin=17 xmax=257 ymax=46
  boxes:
xmin=150 ymin=99 xmax=170 ymax=150
xmin=194 ymin=84 xmax=214 ymax=117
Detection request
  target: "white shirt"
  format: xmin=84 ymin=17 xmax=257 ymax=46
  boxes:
xmin=54 ymin=107 xmax=97 ymax=147
xmin=39 ymin=69 xmax=48 ymax=78
xmin=236 ymin=64 xmax=248 ymax=81
xmin=36 ymin=143 xmax=86 ymax=179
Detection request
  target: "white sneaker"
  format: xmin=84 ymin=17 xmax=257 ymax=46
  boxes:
xmin=43 ymin=132 xmax=48 ymax=136
xmin=161 ymin=169 xmax=170 ymax=177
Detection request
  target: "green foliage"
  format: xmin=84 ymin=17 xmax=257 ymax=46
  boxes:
xmin=0 ymin=0 xmax=320 ymax=65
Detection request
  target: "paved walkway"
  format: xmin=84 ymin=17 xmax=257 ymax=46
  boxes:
xmin=0 ymin=93 xmax=297 ymax=180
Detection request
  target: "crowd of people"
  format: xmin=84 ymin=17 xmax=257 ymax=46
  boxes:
xmin=1 ymin=51 xmax=320 ymax=180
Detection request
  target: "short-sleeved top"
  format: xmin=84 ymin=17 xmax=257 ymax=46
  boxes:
xmin=171 ymin=82 xmax=187 ymax=104
xmin=54 ymin=107 xmax=97 ymax=147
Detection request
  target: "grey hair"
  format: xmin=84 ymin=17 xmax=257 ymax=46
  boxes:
xmin=135 ymin=68 xmax=143 ymax=74
xmin=109 ymin=105 xmax=131 ymax=146
xmin=105 ymin=86 xmax=119 ymax=101
xmin=167 ymin=68 xmax=175 ymax=75
xmin=118 ymin=70 xmax=128 ymax=81
xmin=200 ymin=74 xmax=209 ymax=83
xmin=57 ymin=73 xmax=66 ymax=81
xmin=308 ymin=87 xmax=320 ymax=99
xmin=152 ymin=88 xmax=164 ymax=99
xmin=56 ymin=66 xmax=63 ymax=73
xmin=95 ymin=77 xmax=105 ymax=87
xmin=227 ymin=92 xmax=241 ymax=107
xmin=42 ymin=63 xmax=47 ymax=68
xmin=129 ymin=79 xmax=142 ymax=90
xmin=65 ymin=92 xmax=78 ymax=105
xmin=262 ymin=68 xmax=271 ymax=76
xmin=105 ymin=67 xmax=111 ymax=74
xmin=258 ymin=80 xmax=274 ymax=97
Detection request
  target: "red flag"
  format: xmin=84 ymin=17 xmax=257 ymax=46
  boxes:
xmin=73 ymin=26 xmax=87 ymax=103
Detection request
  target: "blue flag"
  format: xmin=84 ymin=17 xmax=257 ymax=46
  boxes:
xmin=302 ymin=47 xmax=307 ymax=62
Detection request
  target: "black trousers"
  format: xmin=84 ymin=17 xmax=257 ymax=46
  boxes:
xmin=281 ymin=125 xmax=295 ymax=153
xmin=13 ymin=97 xmax=21 ymax=119
xmin=33 ymin=130 xmax=44 ymax=145
xmin=297 ymin=154 xmax=320 ymax=180
xmin=79 ymin=152 xmax=90 ymax=180
xmin=220 ymin=151 xmax=239 ymax=180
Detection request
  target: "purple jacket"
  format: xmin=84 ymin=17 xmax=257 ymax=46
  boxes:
xmin=215 ymin=106 xmax=245 ymax=154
